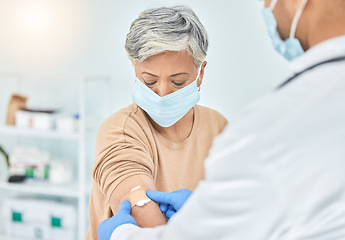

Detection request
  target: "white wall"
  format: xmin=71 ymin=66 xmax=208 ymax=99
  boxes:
xmin=0 ymin=0 xmax=291 ymax=123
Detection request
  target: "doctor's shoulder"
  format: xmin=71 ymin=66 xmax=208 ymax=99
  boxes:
xmin=196 ymin=105 xmax=228 ymax=134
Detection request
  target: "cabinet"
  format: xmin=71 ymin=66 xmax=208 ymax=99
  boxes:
xmin=0 ymin=73 xmax=111 ymax=240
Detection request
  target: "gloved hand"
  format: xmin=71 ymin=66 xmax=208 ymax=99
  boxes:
xmin=97 ymin=201 xmax=137 ymax=240
xmin=146 ymin=189 xmax=192 ymax=219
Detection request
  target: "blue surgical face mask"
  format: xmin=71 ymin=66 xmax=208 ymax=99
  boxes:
xmin=132 ymin=71 xmax=201 ymax=128
xmin=262 ymin=0 xmax=308 ymax=61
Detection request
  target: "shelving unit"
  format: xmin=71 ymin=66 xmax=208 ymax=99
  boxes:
xmin=0 ymin=235 xmax=28 ymax=240
xmin=0 ymin=125 xmax=80 ymax=140
xmin=0 ymin=73 xmax=111 ymax=240
xmin=0 ymin=181 xmax=80 ymax=198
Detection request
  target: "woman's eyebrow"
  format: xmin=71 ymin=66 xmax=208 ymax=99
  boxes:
xmin=170 ymin=72 xmax=189 ymax=77
xmin=142 ymin=72 xmax=190 ymax=77
xmin=142 ymin=72 xmax=158 ymax=77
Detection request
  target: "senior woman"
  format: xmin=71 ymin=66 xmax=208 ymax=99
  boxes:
xmin=87 ymin=6 xmax=227 ymax=239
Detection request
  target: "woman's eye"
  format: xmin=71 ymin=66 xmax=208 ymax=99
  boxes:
xmin=144 ymin=81 xmax=157 ymax=86
xmin=172 ymin=81 xmax=185 ymax=86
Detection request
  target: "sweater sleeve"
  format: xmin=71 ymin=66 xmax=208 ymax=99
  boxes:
xmin=92 ymin=111 xmax=155 ymax=201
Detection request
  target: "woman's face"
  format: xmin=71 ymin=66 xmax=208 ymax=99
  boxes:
xmin=134 ymin=50 xmax=207 ymax=97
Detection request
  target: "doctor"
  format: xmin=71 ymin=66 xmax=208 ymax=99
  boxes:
xmin=98 ymin=0 xmax=345 ymax=239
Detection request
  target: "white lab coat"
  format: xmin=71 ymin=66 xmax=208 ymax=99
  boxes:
xmin=111 ymin=35 xmax=345 ymax=240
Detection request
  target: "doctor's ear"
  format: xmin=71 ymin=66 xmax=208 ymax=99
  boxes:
xmin=197 ymin=61 xmax=207 ymax=87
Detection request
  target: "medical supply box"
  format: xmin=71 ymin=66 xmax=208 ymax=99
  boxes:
xmin=1 ymin=197 xmax=77 ymax=240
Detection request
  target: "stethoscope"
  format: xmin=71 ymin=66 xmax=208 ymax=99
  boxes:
xmin=277 ymin=56 xmax=345 ymax=89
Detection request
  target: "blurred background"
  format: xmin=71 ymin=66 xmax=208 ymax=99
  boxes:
xmin=0 ymin=0 xmax=290 ymax=239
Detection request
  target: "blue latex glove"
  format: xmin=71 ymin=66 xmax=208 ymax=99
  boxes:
xmin=97 ymin=201 xmax=137 ymax=240
xmin=146 ymin=189 xmax=192 ymax=219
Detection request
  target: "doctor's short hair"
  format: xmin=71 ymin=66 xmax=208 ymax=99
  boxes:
xmin=125 ymin=6 xmax=208 ymax=67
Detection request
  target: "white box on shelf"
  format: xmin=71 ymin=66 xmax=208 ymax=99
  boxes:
xmin=9 ymin=147 xmax=50 ymax=179
xmin=15 ymin=111 xmax=53 ymax=131
xmin=55 ymin=116 xmax=77 ymax=133
xmin=49 ymin=160 xmax=73 ymax=185
xmin=2 ymin=197 xmax=77 ymax=240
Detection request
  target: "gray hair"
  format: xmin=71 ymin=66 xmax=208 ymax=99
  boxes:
xmin=125 ymin=6 xmax=208 ymax=67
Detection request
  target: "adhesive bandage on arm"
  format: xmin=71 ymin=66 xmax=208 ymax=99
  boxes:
xmin=121 ymin=186 xmax=151 ymax=208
